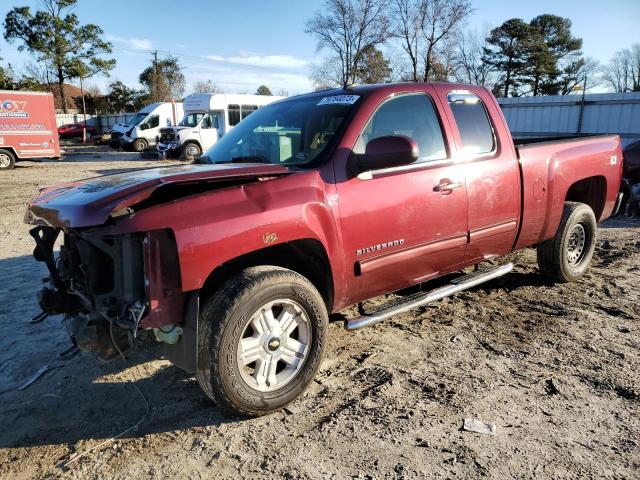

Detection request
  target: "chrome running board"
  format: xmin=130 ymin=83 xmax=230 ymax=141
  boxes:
xmin=344 ymin=263 xmax=513 ymax=331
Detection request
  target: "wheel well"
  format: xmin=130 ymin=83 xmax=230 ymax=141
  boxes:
xmin=183 ymin=140 xmax=202 ymax=150
xmin=565 ymin=176 xmax=606 ymax=220
xmin=200 ymin=239 xmax=334 ymax=311
xmin=0 ymin=147 xmax=17 ymax=158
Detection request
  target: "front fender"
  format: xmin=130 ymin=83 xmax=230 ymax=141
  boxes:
xmin=111 ymin=170 xmax=344 ymax=297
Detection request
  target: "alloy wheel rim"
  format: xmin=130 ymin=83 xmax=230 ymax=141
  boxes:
xmin=0 ymin=154 xmax=10 ymax=168
xmin=567 ymin=223 xmax=587 ymax=265
xmin=186 ymin=145 xmax=199 ymax=158
xmin=236 ymin=299 xmax=311 ymax=392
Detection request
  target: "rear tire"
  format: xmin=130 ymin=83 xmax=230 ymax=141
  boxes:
xmin=196 ymin=266 xmax=328 ymax=416
xmin=0 ymin=149 xmax=15 ymax=170
xmin=537 ymin=202 xmax=597 ymax=282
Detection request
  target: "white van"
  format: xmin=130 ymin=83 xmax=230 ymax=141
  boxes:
xmin=156 ymin=93 xmax=283 ymax=160
xmin=110 ymin=102 xmax=184 ymax=152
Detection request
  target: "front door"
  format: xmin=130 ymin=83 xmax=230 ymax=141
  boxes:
xmin=199 ymin=113 xmax=219 ymax=150
xmin=336 ymin=90 xmax=468 ymax=304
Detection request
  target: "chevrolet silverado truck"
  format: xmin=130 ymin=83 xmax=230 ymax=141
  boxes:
xmin=25 ymin=83 xmax=624 ymax=416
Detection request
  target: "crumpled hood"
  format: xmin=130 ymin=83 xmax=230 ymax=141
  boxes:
xmin=26 ymin=163 xmax=292 ymax=228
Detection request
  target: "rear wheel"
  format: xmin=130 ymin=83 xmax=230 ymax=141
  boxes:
xmin=196 ymin=266 xmax=327 ymax=416
xmin=537 ymin=202 xmax=597 ymax=282
xmin=0 ymin=149 xmax=15 ymax=170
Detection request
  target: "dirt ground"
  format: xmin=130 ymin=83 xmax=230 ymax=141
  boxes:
xmin=0 ymin=146 xmax=638 ymax=479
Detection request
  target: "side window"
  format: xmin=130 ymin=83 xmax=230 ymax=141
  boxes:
xmin=241 ymin=104 xmax=258 ymax=120
xmin=447 ymin=92 xmax=495 ymax=155
xmin=147 ymin=115 xmax=159 ymax=129
xmin=228 ymin=104 xmax=241 ymax=126
xmin=355 ymin=94 xmax=447 ymax=163
xmin=202 ymin=114 xmax=213 ymax=129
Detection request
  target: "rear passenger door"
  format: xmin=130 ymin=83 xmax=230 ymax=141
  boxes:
xmin=336 ymin=89 xmax=469 ymax=302
xmin=442 ymin=90 xmax=520 ymax=263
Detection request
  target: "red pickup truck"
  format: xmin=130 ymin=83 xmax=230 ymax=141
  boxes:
xmin=26 ymin=83 xmax=624 ymax=416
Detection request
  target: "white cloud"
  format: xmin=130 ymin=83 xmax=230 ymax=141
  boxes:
xmin=202 ymin=52 xmax=309 ymax=69
xmin=106 ymin=34 xmax=153 ymax=51
xmin=185 ymin=63 xmax=312 ymax=95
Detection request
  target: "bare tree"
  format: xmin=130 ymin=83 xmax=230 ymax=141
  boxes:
xmin=85 ymin=84 xmax=101 ymax=96
xmin=390 ymin=0 xmax=422 ymax=81
xmin=390 ymin=0 xmax=472 ymax=82
xmin=306 ymin=0 xmax=389 ymax=87
xmin=559 ymin=57 xmax=600 ymax=95
xmin=452 ymin=28 xmax=495 ymax=86
xmin=601 ymin=45 xmax=640 ymax=93
xmin=22 ymin=60 xmax=54 ymax=88
xmin=631 ymin=44 xmax=640 ymax=91
xmin=310 ymin=56 xmax=345 ymax=89
xmin=192 ymin=79 xmax=222 ymax=94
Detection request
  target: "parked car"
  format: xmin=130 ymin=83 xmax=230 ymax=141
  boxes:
xmin=621 ymin=138 xmax=640 ymax=215
xmin=57 ymin=123 xmax=98 ymax=139
xmin=25 ymin=82 xmax=624 ymax=416
xmin=0 ymin=90 xmax=60 ymax=170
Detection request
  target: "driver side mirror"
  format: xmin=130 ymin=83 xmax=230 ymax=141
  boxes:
xmin=352 ymin=135 xmax=419 ymax=173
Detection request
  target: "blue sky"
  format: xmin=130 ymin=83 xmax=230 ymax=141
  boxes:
xmin=0 ymin=0 xmax=638 ymax=95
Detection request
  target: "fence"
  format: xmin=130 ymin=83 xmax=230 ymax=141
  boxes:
xmin=497 ymin=92 xmax=640 ymax=147
xmin=55 ymin=113 xmax=137 ymax=133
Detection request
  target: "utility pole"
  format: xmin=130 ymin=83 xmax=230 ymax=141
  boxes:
xmin=152 ymin=50 xmax=159 ymax=101
xmin=80 ymin=75 xmax=87 ymax=144
xmin=576 ymin=74 xmax=588 ymax=134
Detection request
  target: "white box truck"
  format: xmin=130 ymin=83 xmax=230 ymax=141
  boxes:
xmin=110 ymin=101 xmax=184 ymax=152
xmin=156 ymin=93 xmax=284 ymax=160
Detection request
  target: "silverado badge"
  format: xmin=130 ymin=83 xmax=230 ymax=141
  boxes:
xmin=356 ymin=239 xmax=405 ymax=256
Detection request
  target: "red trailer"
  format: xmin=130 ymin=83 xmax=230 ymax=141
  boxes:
xmin=0 ymin=90 xmax=60 ymax=170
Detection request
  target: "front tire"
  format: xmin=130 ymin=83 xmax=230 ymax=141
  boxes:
xmin=183 ymin=142 xmax=202 ymax=162
xmin=196 ymin=267 xmax=328 ymax=416
xmin=537 ymin=202 xmax=597 ymax=282
xmin=132 ymin=138 xmax=148 ymax=152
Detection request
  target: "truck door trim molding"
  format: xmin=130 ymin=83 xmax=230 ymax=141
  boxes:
xmin=355 ymin=234 xmax=467 ymax=276
xmin=469 ymin=220 xmax=518 ymax=242
xmin=356 ymin=158 xmax=454 ymax=180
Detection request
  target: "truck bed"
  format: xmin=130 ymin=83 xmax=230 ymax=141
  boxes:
xmin=514 ymin=134 xmax=623 ymax=250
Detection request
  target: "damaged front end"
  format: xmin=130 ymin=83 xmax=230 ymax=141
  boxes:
xmin=25 ymin=162 xmax=293 ymax=365
xmin=31 ymin=226 xmax=148 ymax=361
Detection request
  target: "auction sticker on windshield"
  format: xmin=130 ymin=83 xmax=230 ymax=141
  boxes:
xmin=317 ymin=95 xmax=360 ymax=105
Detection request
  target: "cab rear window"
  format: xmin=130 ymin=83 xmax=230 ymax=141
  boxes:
xmin=448 ymin=92 xmax=495 ymax=155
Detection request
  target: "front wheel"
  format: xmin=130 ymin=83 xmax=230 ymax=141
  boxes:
xmin=182 ymin=142 xmax=201 ymax=162
xmin=196 ymin=267 xmax=328 ymax=416
xmin=537 ymin=202 xmax=597 ymax=282
xmin=132 ymin=138 xmax=148 ymax=152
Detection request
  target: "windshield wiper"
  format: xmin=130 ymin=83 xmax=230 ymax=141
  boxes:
xmin=229 ymin=155 xmax=269 ymax=164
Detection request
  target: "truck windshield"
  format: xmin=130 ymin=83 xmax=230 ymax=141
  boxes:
xmin=128 ymin=113 xmax=147 ymax=127
xmin=179 ymin=112 xmax=205 ymax=127
xmin=202 ymin=94 xmax=359 ymax=166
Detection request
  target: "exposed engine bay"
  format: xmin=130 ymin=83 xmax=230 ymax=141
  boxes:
xmin=31 ymin=226 xmax=148 ymax=361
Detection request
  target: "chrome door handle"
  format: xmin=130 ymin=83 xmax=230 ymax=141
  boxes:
xmin=433 ymin=181 xmax=462 ymax=193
